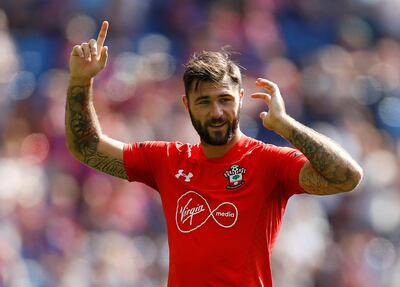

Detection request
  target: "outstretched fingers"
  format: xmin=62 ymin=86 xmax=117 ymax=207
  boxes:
xmin=255 ymin=78 xmax=277 ymax=96
xmin=250 ymin=93 xmax=272 ymax=105
xmin=251 ymin=93 xmax=271 ymax=120
xmin=252 ymin=77 xmax=287 ymax=129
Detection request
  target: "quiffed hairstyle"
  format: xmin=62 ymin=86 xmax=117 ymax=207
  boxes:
xmin=183 ymin=50 xmax=242 ymax=96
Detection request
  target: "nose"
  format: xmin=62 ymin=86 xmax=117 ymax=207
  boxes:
xmin=210 ymin=102 xmax=223 ymax=118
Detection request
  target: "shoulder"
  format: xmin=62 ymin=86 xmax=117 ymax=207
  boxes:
xmin=125 ymin=140 xmax=191 ymax=150
xmin=247 ymin=137 xmax=296 ymax=153
xmin=245 ymin=137 xmax=303 ymax=163
xmin=126 ymin=140 xmax=200 ymax=158
xmin=168 ymin=141 xmax=200 ymax=159
xmin=126 ymin=140 xmax=199 ymax=151
xmin=243 ymin=136 xmax=280 ymax=154
xmin=124 ymin=140 xmax=200 ymax=170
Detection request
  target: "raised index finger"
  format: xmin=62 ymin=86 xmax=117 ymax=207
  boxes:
xmin=96 ymin=21 xmax=109 ymax=49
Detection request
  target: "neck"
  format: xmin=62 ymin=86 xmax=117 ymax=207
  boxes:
xmin=201 ymin=130 xmax=243 ymax=158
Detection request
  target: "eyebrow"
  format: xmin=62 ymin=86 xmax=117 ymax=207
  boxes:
xmin=194 ymin=95 xmax=210 ymax=103
xmin=194 ymin=93 xmax=234 ymax=103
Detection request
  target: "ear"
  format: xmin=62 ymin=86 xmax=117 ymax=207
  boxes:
xmin=239 ymin=88 xmax=244 ymax=107
xmin=182 ymin=94 xmax=189 ymax=111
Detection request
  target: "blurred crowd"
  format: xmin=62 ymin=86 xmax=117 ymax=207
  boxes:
xmin=0 ymin=0 xmax=399 ymax=286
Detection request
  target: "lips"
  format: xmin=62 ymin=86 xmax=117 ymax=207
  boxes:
xmin=208 ymin=122 xmax=226 ymax=129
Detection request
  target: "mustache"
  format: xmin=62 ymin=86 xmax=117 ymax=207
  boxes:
xmin=206 ymin=117 xmax=228 ymax=126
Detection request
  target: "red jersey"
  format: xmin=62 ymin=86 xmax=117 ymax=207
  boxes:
xmin=123 ymin=135 xmax=307 ymax=287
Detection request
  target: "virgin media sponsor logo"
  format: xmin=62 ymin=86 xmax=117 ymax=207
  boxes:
xmin=175 ymin=191 xmax=238 ymax=233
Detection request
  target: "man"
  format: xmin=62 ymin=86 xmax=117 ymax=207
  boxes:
xmin=66 ymin=21 xmax=363 ymax=286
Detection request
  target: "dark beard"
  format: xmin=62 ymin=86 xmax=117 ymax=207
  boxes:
xmin=189 ymin=108 xmax=240 ymax=146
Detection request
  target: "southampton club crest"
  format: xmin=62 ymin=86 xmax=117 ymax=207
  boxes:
xmin=224 ymin=164 xmax=247 ymax=189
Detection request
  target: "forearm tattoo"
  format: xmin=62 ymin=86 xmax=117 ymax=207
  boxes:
xmin=66 ymin=85 xmax=128 ymax=179
xmin=287 ymin=123 xmax=359 ymax=190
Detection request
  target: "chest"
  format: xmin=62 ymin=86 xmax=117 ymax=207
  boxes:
xmin=156 ymin=156 xmax=278 ymax=234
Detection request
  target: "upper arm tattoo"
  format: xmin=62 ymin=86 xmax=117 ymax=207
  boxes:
xmin=66 ymin=85 xmax=128 ymax=180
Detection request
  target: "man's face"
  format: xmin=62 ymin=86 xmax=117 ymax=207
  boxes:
xmin=184 ymin=76 xmax=243 ymax=146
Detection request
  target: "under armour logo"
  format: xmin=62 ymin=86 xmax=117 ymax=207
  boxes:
xmin=175 ymin=169 xmax=193 ymax=182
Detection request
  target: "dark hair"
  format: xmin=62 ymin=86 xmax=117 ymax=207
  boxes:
xmin=183 ymin=50 xmax=242 ymax=96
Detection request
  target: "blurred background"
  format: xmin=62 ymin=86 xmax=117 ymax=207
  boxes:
xmin=0 ymin=0 xmax=399 ymax=286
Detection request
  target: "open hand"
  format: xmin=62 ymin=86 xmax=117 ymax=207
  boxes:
xmin=69 ymin=21 xmax=109 ymax=82
xmin=250 ymin=78 xmax=287 ymax=131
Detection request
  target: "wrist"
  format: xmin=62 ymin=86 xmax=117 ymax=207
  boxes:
xmin=69 ymin=76 xmax=93 ymax=86
xmin=271 ymin=114 xmax=294 ymax=137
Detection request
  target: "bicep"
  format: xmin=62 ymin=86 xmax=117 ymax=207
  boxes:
xmin=299 ymin=161 xmax=342 ymax=195
xmin=84 ymin=135 xmax=128 ymax=180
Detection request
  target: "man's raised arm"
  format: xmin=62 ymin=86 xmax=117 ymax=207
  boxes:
xmin=65 ymin=21 xmax=128 ymax=180
xmin=251 ymin=78 xmax=363 ymax=195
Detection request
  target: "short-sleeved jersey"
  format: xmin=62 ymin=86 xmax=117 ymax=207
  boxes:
xmin=123 ymin=135 xmax=307 ymax=287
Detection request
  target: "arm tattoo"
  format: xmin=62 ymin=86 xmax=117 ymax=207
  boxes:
xmin=289 ymin=126 xmax=352 ymax=184
xmin=66 ymin=85 xmax=128 ymax=180
xmin=285 ymin=120 xmax=361 ymax=192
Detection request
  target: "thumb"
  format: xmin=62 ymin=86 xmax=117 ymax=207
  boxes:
xmin=260 ymin=111 xmax=268 ymax=120
xmin=98 ymin=46 xmax=108 ymax=68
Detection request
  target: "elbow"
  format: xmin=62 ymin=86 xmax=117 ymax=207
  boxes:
xmin=340 ymin=166 xmax=363 ymax=193
xmin=65 ymin=134 xmax=100 ymax=163
xmin=66 ymin=139 xmax=84 ymax=162
xmin=350 ymin=164 xmax=364 ymax=191
xmin=66 ymin=139 xmax=75 ymax=156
